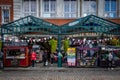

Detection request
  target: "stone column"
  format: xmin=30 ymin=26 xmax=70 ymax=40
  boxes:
xmin=81 ymin=0 xmax=86 ymax=17
xmin=77 ymin=0 xmax=81 ymax=18
xmin=40 ymin=0 xmax=43 ymax=18
xmin=36 ymin=0 xmax=39 ymax=17
xmin=97 ymin=0 xmax=104 ymax=17
xmin=13 ymin=0 xmax=22 ymax=20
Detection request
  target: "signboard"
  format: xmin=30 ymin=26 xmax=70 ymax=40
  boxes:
xmin=67 ymin=48 xmax=76 ymax=66
xmin=4 ymin=42 xmax=28 ymax=46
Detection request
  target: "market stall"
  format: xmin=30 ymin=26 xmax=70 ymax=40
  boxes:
xmin=76 ymin=47 xmax=99 ymax=67
xmin=100 ymin=46 xmax=120 ymax=67
xmin=3 ymin=42 xmax=30 ymax=67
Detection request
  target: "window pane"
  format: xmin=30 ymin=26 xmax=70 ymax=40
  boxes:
xmin=51 ymin=13 xmax=56 ymax=17
xmin=84 ymin=1 xmax=89 ymax=12
xmin=24 ymin=0 xmax=29 ymax=12
xmin=109 ymin=12 xmax=116 ymax=17
xmin=31 ymin=0 xmax=36 ymax=12
xmin=64 ymin=0 xmax=77 ymax=18
xmin=4 ymin=10 xmax=9 ymax=17
xmin=43 ymin=0 xmax=56 ymax=18
xmin=105 ymin=1 xmax=110 ymax=11
xmin=111 ymin=0 xmax=116 ymax=11
xmin=104 ymin=0 xmax=117 ymax=18
xmin=3 ymin=9 xmax=9 ymax=23
xmin=43 ymin=13 xmax=50 ymax=18
xmin=24 ymin=13 xmax=29 ymax=16
xmin=71 ymin=1 xmax=76 ymax=12
xmin=71 ymin=13 xmax=76 ymax=17
xmin=31 ymin=13 xmax=37 ymax=16
xmin=104 ymin=12 xmax=116 ymax=18
xmin=44 ymin=1 xmax=49 ymax=12
xmin=50 ymin=1 xmax=56 ymax=12
xmin=64 ymin=13 xmax=70 ymax=18
xmin=64 ymin=1 xmax=69 ymax=12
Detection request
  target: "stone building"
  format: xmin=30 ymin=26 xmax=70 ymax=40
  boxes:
xmin=0 ymin=0 xmax=120 ymax=25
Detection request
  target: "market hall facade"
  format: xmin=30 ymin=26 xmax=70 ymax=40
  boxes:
xmin=0 ymin=0 xmax=120 ymax=68
xmin=0 ymin=0 xmax=120 ymax=25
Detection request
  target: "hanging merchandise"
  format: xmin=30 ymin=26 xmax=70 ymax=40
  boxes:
xmin=63 ymin=39 xmax=70 ymax=53
xmin=0 ymin=40 xmax=2 ymax=50
xmin=67 ymin=48 xmax=76 ymax=67
xmin=49 ymin=38 xmax=57 ymax=53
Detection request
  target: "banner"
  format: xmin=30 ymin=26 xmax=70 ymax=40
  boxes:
xmin=67 ymin=48 xmax=76 ymax=66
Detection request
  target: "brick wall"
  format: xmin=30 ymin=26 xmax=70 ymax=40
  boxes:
xmin=44 ymin=19 xmax=75 ymax=26
xmin=108 ymin=19 xmax=120 ymax=24
xmin=0 ymin=0 xmax=13 ymax=25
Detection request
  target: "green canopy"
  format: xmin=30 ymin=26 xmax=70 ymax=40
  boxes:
xmin=1 ymin=15 xmax=120 ymax=36
xmin=1 ymin=15 xmax=58 ymax=35
xmin=61 ymin=15 xmax=120 ymax=35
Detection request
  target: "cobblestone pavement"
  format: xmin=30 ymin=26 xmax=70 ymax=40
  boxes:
xmin=0 ymin=63 xmax=120 ymax=80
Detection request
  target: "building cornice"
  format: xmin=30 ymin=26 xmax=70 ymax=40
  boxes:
xmin=0 ymin=5 xmax=11 ymax=9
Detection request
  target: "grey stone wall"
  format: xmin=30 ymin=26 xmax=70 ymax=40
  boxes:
xmin=13 ymin=0 xmax=22 ymax=20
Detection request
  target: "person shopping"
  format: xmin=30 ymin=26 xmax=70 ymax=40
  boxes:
xmin=108 ymin=52 xmax=114 ymax=70
xmin=31 ymin=50 xmax=37 ymax=67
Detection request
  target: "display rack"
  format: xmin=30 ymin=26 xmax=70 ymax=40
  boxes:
xmin=76 ymin=47 xmax=99 ymax=67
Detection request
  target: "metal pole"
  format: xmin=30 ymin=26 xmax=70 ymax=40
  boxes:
xmin=57 ymin=28 xmax=62 ymax=67
xmin=58 ymin=34 xmax=61 ymax=54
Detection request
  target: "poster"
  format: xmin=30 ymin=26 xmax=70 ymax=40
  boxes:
xmin=67 ymin=48 xmax=76 ymax=66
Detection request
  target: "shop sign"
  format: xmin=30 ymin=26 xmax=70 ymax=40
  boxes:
xmin=4 ymin=42 xmax=28 ymax=46
xmin=67 ymin=48 xmax=76 ymax=66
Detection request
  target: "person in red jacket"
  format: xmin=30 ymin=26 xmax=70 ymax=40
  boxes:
xmin=31 ymin=50 xmax=36 ymax=67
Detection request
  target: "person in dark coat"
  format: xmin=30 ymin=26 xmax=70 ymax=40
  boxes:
xmin=42 ymin=50 xmax=48 ymax=66
xmin=0 ymin=50 xmax=3 ymax=69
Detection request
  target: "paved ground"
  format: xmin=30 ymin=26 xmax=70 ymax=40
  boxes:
xmin=0 ymin=63 xmax=120 ymax=80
